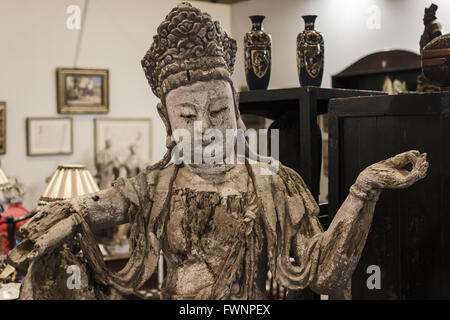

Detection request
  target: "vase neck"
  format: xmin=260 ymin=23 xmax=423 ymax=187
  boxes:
xmin=250 ymin=15 xmax=265 ymax=31
xmin=302 ymin=15 xmax=317 ymax=30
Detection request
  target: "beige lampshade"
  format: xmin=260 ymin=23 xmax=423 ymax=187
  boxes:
xmin=39 ymin=164 xmax=99 ymax=206
xmin=0 ymin=168 xmax=10 ymax=191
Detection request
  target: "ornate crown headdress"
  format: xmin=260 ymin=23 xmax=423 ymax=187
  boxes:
xmin=142 ymin=2 xmax=237 ymax=100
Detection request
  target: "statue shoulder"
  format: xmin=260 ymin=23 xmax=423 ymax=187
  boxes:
xmin=114 ymin=163 xmax=174 ymax=187
xmin=248 ymin=160 xmax=307 ymax=187
xmin=142 ymin=162 xmax=175 ymax=187
xmin=249 ymin=160 xmax=318 ymax=209
xmin=110 ymin=164 xmax=174 ymax=206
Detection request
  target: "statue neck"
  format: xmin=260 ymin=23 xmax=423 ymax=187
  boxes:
xmin=186 ymin=163 xmax=236 ymax=183
xmin=176 ymin=163 xmax=249 ymax=194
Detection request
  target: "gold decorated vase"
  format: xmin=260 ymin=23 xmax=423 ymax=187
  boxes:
xmin=244 ymin=15 xmax=271 ymax=90
xmin=297 ymin=15 xmax=324 ymax=87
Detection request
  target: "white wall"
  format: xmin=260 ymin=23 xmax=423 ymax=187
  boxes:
xmin=229 ymin=0 xmax=450 ymax=202
xmin=0 ymin=0 xmax=231 ymax=210
xmin=230 ymin=0 xmax=450 ymax=89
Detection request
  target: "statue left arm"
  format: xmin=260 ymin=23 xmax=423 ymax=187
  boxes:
xmin=301 ymin=186 xmax=380 ymax=297
xmin=291 ymin=151 xmax=428 ymax=297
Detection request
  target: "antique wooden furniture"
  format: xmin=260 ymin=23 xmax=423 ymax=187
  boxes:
xmin=328 ymin=92 xmax=450 ymax=299
xmin=332 ymin=50 xmax=421 ymax=91
xmin=238 ymin=87 xmax=384 ymax=204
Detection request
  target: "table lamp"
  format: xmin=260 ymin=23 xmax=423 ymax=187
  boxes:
xmin=38 ymin=164 xmax=99 ymax=206
xmin=0 ymin=168 xmax=10 ymax=191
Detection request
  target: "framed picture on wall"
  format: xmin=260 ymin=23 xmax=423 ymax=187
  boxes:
xmin=0 ymin=102 xmax=6 ymax=154
xmin=94 ymin=118 xmax=152 ymax=165
xmin=56 ymin=67 xmax=109 ymax=114
xmin=26 ymin=117 xmax=73 ymax=156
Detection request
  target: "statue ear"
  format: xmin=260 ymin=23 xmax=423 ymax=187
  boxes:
xmin=229 ymin=83 xmax=247 ymax=131
xmin=157 ymin=102 xmax=172 ymax=135
xmin=157 ymin=102 xmax=177 ymax=149
xmin=230 ymin=82 xmax=240 ymax=121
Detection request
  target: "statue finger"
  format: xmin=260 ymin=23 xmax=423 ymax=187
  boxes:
xmin=30 ymin=215 xmax=79 ymax=259
xmin=385 ymin=150 xmax=420 ymax=169
xmin=413 ymin=157 xmax=429 ymax=179
xmin=20 ymin=202 xmax=73 ymax=240
xmin=413 ymin=153 xmax=428 ymax=170
xmin=398 ymin=163 xmax=428 ymax=188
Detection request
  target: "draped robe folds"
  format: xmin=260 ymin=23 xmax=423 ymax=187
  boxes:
xmin=7 ymin=161 xmax=376 ymax=299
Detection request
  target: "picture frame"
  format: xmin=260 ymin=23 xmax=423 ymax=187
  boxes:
xmin=56 ymin=67 xmax=109 ymax=114
xmin=94 ymin=118 xmax=152 ymax=166
xmin=0 ymin=102 xmax=6 ymax=154
xmin=26 ymin=117 xmax=73 ymax=156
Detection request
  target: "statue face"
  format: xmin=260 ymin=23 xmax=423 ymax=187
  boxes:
xmin=165 ymin=79 xmax=237 ymax=173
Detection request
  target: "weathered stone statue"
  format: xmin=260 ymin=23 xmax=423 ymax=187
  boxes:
xmin=115 ymin=145 xmax=143 ymax=246
xmin=7 ymin=2 xmax=428 ymax=300
xmin=417 ymin=3 xmax=442 ymax=92
xmin=95 ymin=139 xmax=120 ymax=189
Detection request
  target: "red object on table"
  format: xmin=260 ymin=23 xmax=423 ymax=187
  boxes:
xmin=0 ymin=203 xmax=29 ymax=254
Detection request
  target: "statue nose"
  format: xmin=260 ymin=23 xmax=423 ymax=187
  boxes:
xmin=201 ymin=115 xmax=212 ymax=133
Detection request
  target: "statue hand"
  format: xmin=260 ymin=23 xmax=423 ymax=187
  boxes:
xmin=354 ymin=150 xmax=429 ymax=193
xmin=9 ymin=201 xmax=79 ymax=270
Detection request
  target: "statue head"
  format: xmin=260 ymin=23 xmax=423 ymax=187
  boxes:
xmin=142 ymin=2 xmax=243 ymax=173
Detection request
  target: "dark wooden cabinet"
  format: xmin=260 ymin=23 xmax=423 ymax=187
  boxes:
xmin=238 ymin=87 xmax=384 ymax=204
xmin=328 ymin=92 xmax=450 ymax=299
xmin=332 ymin=50 xmax=421 ymax=92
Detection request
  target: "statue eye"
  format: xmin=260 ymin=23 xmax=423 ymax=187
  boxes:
xmin=210 ymin=107 xmax=227 ymax=117
xmin=181 ymin=113 xmax=196 ymax=119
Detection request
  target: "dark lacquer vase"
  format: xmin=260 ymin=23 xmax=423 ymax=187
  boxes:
xmin=296 ymin=15 xmax=324 ymax=87
xmin=244 ymin=15 xmax=271 ymax=90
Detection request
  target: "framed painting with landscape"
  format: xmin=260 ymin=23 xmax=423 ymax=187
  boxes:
xmin=56 ymin=67 xmax=109 ymax=114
